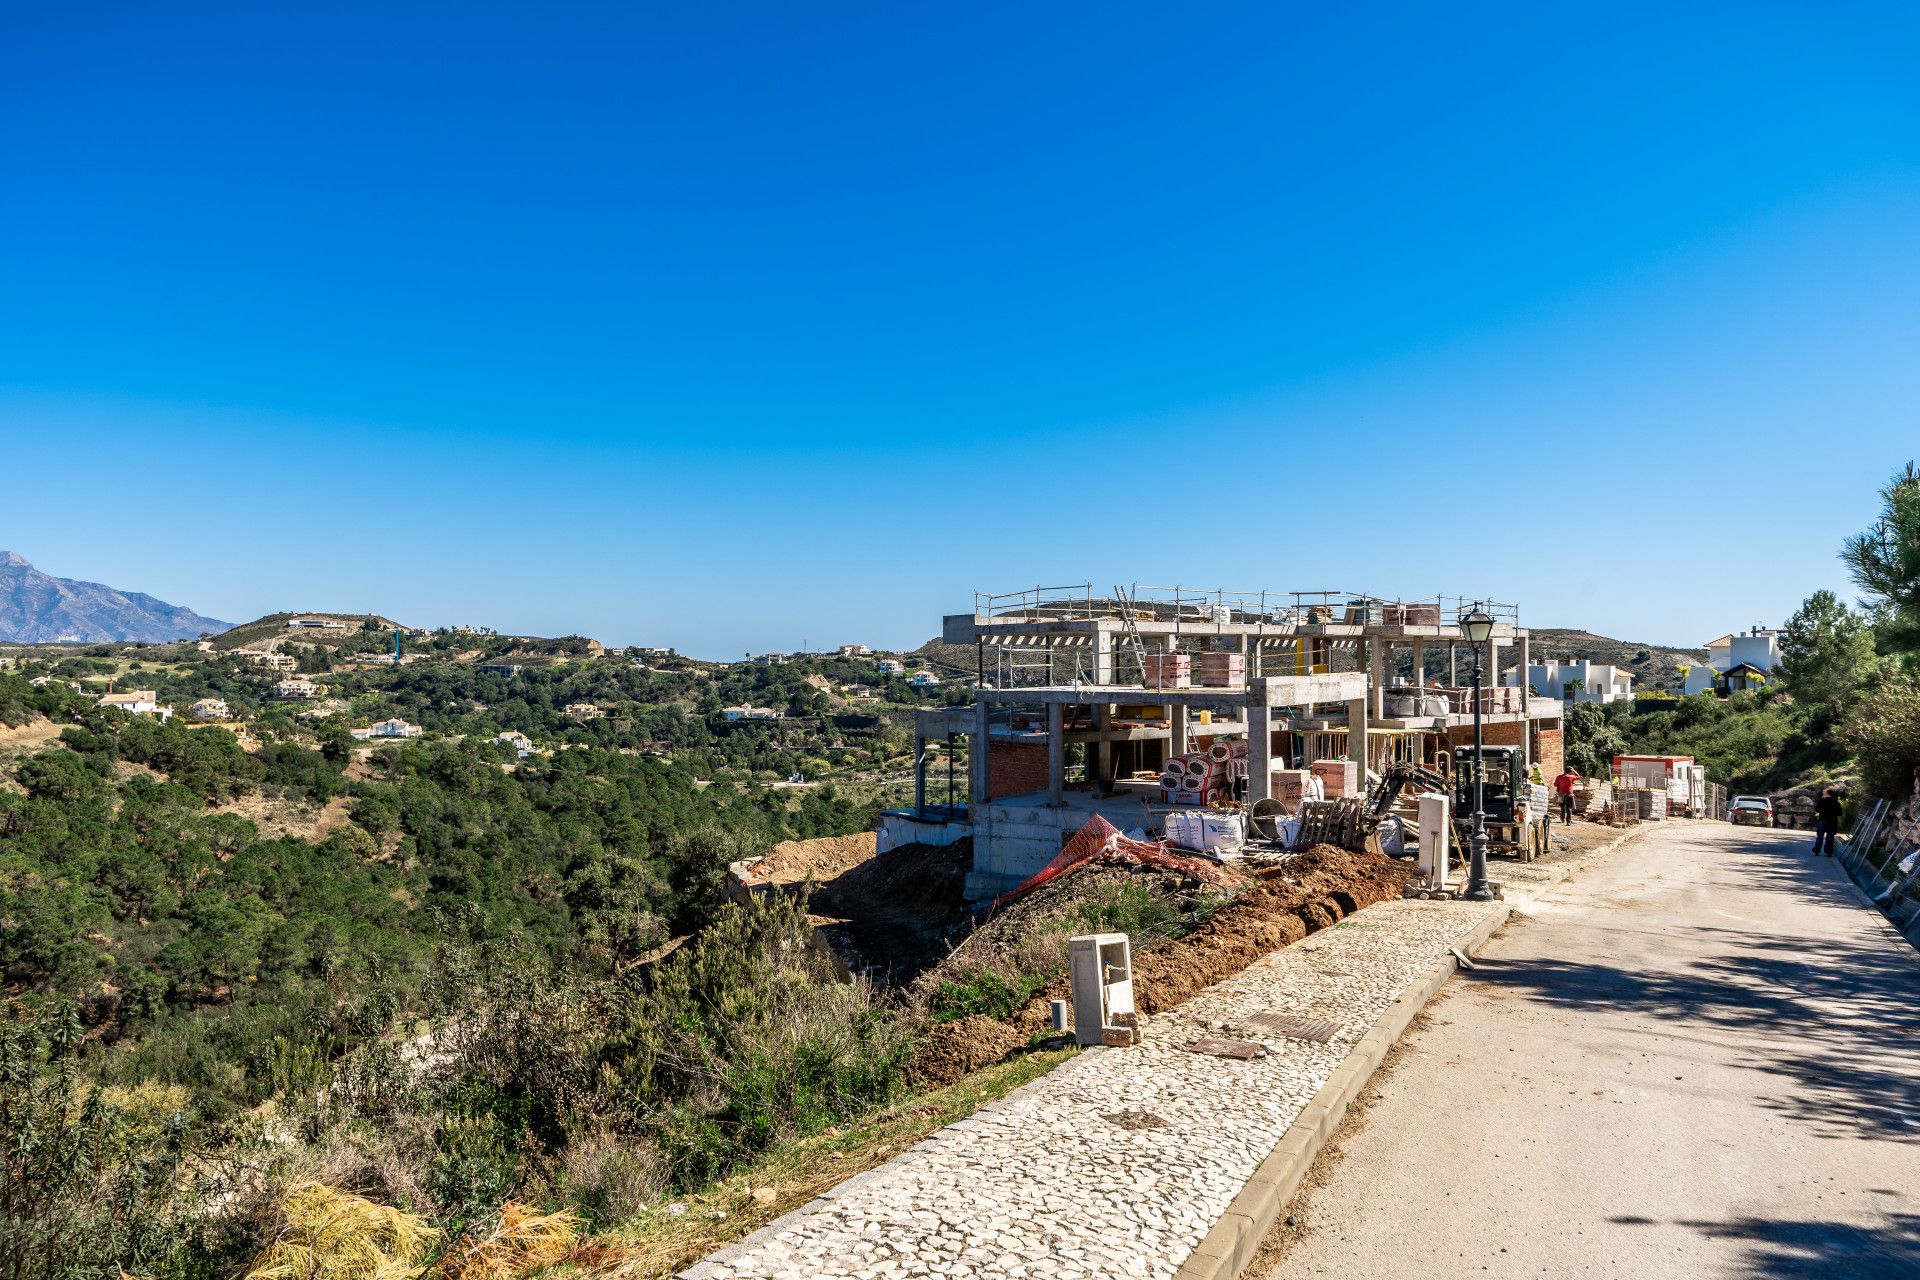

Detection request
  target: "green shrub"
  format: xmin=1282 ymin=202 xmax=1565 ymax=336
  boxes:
xmin=0 ymin=1000 xmax=205 ymax=1280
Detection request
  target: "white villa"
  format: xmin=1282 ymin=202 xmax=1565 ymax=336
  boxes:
xmin=190 ymin=697 xmax=231 ymax=721
xmin=274 ymin=678 xmax=321 ymax=699
xmin=1513 ymin=658 xmax=1634 ymax=705
xmin=495 ymin=730 xmax=536 ymax=757
xmin=909 ymin=671 xmax=942 ymax=689
xmin=97 ymin=689 xmax=172 ymax=720
xmin=564 ymin=703 xmax=605 ymax=722
xmin=876 ymin=658 xmax=905 ymax=676
xmin=837 ymin=643 xmax=873 ymax=657
xmin=722 ymin=705 xmax=783 ymax=721
xmin=1684 ymin=627 xmax=1783 ymax=696
xmin=352 ymin=718 xmax=422 ymax=740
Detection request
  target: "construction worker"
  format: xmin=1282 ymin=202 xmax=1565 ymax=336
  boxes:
xmin=1811 ymin=786 xmax=1843 ymax=857
xmin=1554 ymin=765 xmax=1580 ymax=825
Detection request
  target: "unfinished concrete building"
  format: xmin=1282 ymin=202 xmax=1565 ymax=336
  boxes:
xmin=879 ymin=585 xmax=1565 ymax=900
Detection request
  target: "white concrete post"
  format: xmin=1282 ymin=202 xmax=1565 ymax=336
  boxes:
xmin=970 ymin=698 xmax=991 ymax=806
xmin=1090 ymin=625 xmax=1116 ymax=684
xmin=1169 ymin=703 xmax=1189 ymax=759
xmin=1247 ymin=700 xmax=1273 ymax=802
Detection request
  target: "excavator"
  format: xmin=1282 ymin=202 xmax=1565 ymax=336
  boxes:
xmin=1252 ymin=761 xmax=1449 ymax=856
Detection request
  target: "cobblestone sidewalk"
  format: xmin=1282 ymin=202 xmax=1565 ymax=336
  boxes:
xmin=681 ymin=896 xmax=1505 ymax=1280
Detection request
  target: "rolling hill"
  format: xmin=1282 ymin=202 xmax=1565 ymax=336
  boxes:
xmin=0 ymin=550 xmax=231 ymax=643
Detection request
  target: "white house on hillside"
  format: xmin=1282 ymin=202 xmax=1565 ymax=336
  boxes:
xmin=97 ymin=690 xmax=172 ymax=720
xmin=274 ymin=679 xmax=321 ymax=699
xmin=722 ymin=705 xmax=783 ymax=721
xmin=495 ymin=730 xmax=536 ymax=758
xmin=352 ymin=718 xmax=422 ymax=740
xmin=876 ymin=659 xmax=904 ymax=676
xmin=1512 ymin=659 xmax=1633 ymax=705
xmin=1684 ymin=627 xmax=1783 ymax=695
xmin=191 ymin=697 xmax=230 ymax=721
xmin=910 ymin=671 xmax=942 ymax=689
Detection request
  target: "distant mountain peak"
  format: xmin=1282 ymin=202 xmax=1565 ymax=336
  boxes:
xmin=0 ymin=552 xmax=232 ymax=644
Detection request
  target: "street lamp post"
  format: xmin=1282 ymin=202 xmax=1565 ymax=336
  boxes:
xmin=1461 ymin=605 xmax=1496 ymax=901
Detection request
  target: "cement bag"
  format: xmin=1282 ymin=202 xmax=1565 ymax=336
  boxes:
xmin=1378 ymin=814 xmax=1407 ymax=856
xmin=1165 ymin=810 xmax=1205 ymax=851
xmin=1198 ymin=812 xmax=1246 ymax=857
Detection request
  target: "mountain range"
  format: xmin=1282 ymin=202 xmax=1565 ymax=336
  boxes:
xmin=0 ymin=551 xmax=232 ymax=644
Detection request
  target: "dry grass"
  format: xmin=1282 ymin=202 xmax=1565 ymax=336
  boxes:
xmin=243 ymin=1183 xmax=438 ymax=1280
xmin=441 ymin=1203 xmax=582 ymax=1280
xmin=571 ymin=1046 xmax=1075 ymax=1280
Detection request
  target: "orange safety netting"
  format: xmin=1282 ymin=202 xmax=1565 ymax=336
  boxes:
xmin=988 ymin=814 xmax=1246 ymax=912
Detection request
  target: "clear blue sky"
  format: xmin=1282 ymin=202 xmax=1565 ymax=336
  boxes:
xmin=4 ymin=4 xmax=1917 ymax=657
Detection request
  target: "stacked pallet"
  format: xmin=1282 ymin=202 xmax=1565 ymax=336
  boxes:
xmin=1309 ymin=758 xmax=1360 ymax=799
xmin=1195 ymin=652 xmax=1246 ymax=687
xmin=1143 ymin=653 xmax=1191 ymax=689
xmin=1159 ymin=741 xmax=1247 ymax=805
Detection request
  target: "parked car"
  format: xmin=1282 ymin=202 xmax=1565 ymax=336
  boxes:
xmin=1727 ymin=795 xmax=1774 ymax=826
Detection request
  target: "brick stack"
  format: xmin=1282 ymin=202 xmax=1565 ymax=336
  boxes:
xmin=1143 ymin=653 xmax=1191 ymax=689
xmin=1270 ymin=768 xmax=1320 ymax=808
xmin=1310 ymin=758 xmax=1360 ymax=798
xmin=1195 ymin=652 xmax=1246 ymax=687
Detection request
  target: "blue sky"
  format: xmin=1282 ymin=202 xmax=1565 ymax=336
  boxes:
xmin=3 ymin=4 xmax=1917 ymax=657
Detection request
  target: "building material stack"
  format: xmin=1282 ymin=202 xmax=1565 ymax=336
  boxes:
xmin=1195 ymin=651 xmax=1246 ymax=688
xmin=1309 ymin=758 xmax=1361 ymax=799
xmin=1270 ymin=767 xmax=1322 ymax=809
xmin=1158 ymin=741 xmax=1246 ymax=805
xmin=1143 ymin=653 xmax=1191 ymax=689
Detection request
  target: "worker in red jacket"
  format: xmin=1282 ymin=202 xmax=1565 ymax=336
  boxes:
xmin=1554 ymin=766 xmax=1581 ymax=825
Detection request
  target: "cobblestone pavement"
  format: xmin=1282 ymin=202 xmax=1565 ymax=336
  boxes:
xmin=680 ymin=896 xmax=1505 ymax=1280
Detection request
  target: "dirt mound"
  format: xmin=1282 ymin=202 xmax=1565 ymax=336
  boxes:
xmin=909 ymin=1014 xmax=1026 ymax=1088
xmin=810 ymin=840 xmax=975 ymax=983
xmin=994 ymin=844 xmax=1410 ymax=1037
xmin=759 ymin=831 xmax=877 ymax=885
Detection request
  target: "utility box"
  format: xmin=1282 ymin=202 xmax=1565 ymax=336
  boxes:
xmin=1418 ymin=792 xmax=1451 ymax=890
xmin=1068 ymin=932 xmax=1135 ymax=1047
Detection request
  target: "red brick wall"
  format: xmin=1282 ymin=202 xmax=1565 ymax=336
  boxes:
xmin=1448 ymin=721 xmax=1526 ymax=748
xmin=1533 ymin=728 xmax=1565 ymax=779
xmin=987 ymin=741 xmax=1049 ymax=800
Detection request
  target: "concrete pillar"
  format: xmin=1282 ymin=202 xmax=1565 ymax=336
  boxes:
xmin=1518 ymin=632 xmax=1532 ymax=695
xmin=1488 ymin=640 xmax=1504 ymax=694
xmin=1089 ymin=704 xmax=1110 ymax=786
xmin=1347 ymin=688 xmax=1370 ymax=776
xmin=1090 ymin=626 xmax=1116 ymax=684
xmin=1047 ymin=702 xmax=1065 ymax=806
xmin=1364 ymin=639 xmax=1384 ymax=718
xmin=1448 ymin=643 xmax=1458 ymax=686
xmin=970 ymin=698 xmax=990 ymax=806
xmin=1247 ymin=702 xmax=1273 ymax=802
xmin=1169 ymin=703 xmax=1189 ymax=758
xmin=1412 ymin=640 xmax=1427 ymax=688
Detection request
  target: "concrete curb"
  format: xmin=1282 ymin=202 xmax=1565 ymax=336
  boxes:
xmin=1169 ymin=903 xmax=1510 ymax=1280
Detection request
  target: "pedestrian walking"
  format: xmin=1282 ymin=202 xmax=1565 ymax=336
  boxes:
xmin=1554 ymin=766 xmax=1580 ymax=825
xmin=1811 ymin=786 xmax=1843 ymax=856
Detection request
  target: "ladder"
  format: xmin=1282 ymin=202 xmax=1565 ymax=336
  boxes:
xmin=1113 ymin=584 xmax=1150 ymax=685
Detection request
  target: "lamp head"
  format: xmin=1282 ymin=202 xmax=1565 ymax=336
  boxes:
xmin=1461 ymin=606 xmax=1495 ymax=645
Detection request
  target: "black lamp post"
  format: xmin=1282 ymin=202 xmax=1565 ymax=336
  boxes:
xmin=1461 ymin=605 xmax=1496 ymax=901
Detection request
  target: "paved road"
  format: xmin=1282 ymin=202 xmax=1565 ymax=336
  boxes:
xmin=1265 ymin=822 xmax=1920 ymax=1279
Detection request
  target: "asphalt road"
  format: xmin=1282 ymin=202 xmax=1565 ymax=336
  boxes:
xmin=1263 ymin=821 xmax=1920 ymax=1279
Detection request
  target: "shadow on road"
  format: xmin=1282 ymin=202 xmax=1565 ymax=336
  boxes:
xmin=1612 ymin=1210 xmax=1920 ymax=1278
xmin=1465 ymin=838 xmax=1920 ymax=1144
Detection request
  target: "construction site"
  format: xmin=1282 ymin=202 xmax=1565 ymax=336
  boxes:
xmin=879 ymin=584 xmax=1566 ymax=901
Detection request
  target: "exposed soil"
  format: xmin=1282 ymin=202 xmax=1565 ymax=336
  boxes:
xmin=810 ymin=840 xmax=976 ymax=983
xmin=907 ymin=1014 xmax=1027 ymax=1088
xmin=757 ymin=832 xmax=878 ymax=886
xmin=907 ymin=845 xmax=1411 ymax=1079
